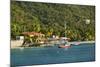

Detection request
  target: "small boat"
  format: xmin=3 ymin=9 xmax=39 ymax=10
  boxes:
xmin=58 ymin=44 xmax=71 ymax=48
xmin=74 ymin=42 xmax=80 ymax=45
xmin=58 ymin=37 xmax=71 ymax=48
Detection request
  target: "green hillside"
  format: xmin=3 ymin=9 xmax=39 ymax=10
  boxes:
xmin=11 ymin=1 xmax=95 ymax=41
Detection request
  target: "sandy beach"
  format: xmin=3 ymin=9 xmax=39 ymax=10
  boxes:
xmin=11 ymin=40 xmax=24 ymax=48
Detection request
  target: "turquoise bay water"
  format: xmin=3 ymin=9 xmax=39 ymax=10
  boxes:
xmin=11 ymin=43 xmax=95 ymax=66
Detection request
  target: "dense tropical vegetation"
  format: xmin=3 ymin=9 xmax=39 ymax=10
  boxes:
xmin=11 ymin=1 xmax=95 ymax=41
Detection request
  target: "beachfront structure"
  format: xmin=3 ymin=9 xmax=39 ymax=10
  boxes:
xmin=21 ymin=32 xmax=45 ymax=46
xmin=16 ymin=36 xmax=24 ymax=40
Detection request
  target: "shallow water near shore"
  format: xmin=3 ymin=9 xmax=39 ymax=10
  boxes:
xmin=11 ymin=43 xmax=95 ymax=66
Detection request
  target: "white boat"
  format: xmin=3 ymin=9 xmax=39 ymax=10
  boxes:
xmin=58 ymin=40 xmax=71 ymax=48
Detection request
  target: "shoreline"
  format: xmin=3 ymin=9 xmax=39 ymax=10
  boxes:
xmin=11 ymin=40 xmax=95 ymax=49
xmin=69 ymin=41 xmax=95 ymax=44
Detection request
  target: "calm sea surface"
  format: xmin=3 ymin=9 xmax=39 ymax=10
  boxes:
xmin=11 ymin=43 xmax=95 ymax=66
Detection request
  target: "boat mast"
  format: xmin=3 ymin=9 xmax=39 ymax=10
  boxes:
xmin=65 ymin=21 xmax=67 ymax=37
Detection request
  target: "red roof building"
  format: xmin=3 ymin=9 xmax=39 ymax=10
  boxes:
xmin=22 ymin=32 xmax=45 ymax=37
